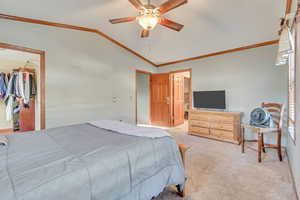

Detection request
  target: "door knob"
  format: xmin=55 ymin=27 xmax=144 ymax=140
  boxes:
xmin=166 ymin=97 xmax=170 ymax=104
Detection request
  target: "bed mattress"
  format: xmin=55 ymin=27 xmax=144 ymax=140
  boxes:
xmin=0 ymin=123 xmax=185 ymax=200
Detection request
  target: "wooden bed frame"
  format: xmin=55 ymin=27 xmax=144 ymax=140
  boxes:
xmin=177 ymin=144 xmax=191 ymax=197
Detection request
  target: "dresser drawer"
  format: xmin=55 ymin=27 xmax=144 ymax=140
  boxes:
xmin=189 ymin=126 xmax=210 ymax=135
xmin=189 ymin=112 xmax=209 ymax=121
xmin=210 ymin=122 xmax=234 ymax=131
xmin=210 ymin=129 xmax=233 ymax=140
xmin=189 ymin=115 xmax=209 ymax=122
xmin=210 ymin=116 xmax=234 ymax=123
xmin=189 ymin=120 xmax=209 ymax=128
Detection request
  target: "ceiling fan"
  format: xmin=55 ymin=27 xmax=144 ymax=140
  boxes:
xmin=109 ymin=0 xmax=187 ymax=38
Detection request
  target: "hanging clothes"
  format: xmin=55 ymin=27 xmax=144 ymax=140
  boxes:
xmin=24 ymin=72 xmax=31 ymax=105
xmin=12 ymin=100 xmax=20 ymax=131
xmin=1 ymin=69 xmax=36 ymax=122
xmin=6 ymin=96 xmax=14 ymax=121
xmin=18 ymin=72 xmax=25 ymax=101
xmin=5 ymin=73 xmax=16 ymax=97
xmin=0 ymin=73 xmax=7 ymax=98
xmin=15 ymin=72 xmax=21 ymax=98
xmin=4 ymin=73 xmax=17 ymax=121
xmin=17 ymin=71 xmax=36 ymax=106
xmin=4 ymin=73 xmax=17 ymax=103
xmin=29 ymin=74 xmax=36 ymax=97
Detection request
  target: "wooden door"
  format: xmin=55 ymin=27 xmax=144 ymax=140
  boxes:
xmin=173 ymin=73 xmax=185 ymax=126
xmin=150 ymin=73 xmax=171 ymax=126
xmin=19 ymin=98 xmax=35 ymax=132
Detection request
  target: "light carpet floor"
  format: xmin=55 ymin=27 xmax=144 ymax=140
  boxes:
xmin=155 ymin=124 xmax=297 ymax=200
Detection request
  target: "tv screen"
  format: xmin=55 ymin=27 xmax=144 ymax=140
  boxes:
xmin=193 ymin=90 xmax=226 ymax=109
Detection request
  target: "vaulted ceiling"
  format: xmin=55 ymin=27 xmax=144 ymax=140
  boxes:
xmin=0 ymin=0 xmax=287 ymax=64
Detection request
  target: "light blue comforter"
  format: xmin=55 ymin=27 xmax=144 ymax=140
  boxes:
xmin=0 ymin=123 xmax=185 ymax=200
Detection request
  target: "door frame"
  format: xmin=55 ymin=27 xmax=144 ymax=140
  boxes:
xmin=135 ymin=69 xmax=152 ymax=125
xmin=169 ymin=68 xmax=192 ymax=126
xmin=0 ymin=42 xmax=46 ymax=130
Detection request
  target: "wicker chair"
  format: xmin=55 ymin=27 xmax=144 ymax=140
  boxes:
xmin=241 ymin=103 xmax=284 ymax=163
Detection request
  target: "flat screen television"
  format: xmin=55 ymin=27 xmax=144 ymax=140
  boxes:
xmin=193 ymin=90 xmax=226 ymax=109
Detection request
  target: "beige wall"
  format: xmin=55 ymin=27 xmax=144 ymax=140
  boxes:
xmin=0 ymin=19 xmax=157 ymax=128
xmin=158 ymin=45 xmax=288 ymax=144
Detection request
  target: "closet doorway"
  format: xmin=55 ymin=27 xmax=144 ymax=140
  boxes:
xmin=0 ymin=42 xmax=45 ymax=134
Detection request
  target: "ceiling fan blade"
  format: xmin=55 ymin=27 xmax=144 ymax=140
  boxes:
xmin=159 ymin=18 xmax=184 ymax=31
xmin=109 ymin=17 xmax=136 ymax=24
xmin=158 ymin=0 xmax=187 ymax=14
xmin=141 ymin=29 xmax=150 ymax=38
xmin=128 ymin=0 xmax=144 ymax=9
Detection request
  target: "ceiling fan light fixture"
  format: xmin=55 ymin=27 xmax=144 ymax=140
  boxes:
xmin=109 ymin=0 xmax=187 ymax=37
xmin=138 ymin=14 xmax=159 ymax=30
xmin=138 ymin=8 xmax=160 ymax=30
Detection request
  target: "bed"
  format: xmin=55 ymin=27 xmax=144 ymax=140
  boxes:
xmin=0 ymin=121 xmax=187 ymax=200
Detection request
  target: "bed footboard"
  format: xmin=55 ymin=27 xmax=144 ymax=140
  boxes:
xmin=177 ymin=144 xmax=191 ymax=197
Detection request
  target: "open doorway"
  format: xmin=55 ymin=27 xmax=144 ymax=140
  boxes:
xmin=148 ymin=69 xmax=191 ymax=128
xmin=0 ymin=43 xmax=45 ymax=134
xmin=136 ymin=70 xmax=151 ymax=125
xmin=170 ymin=69 xmax=191 ymax=129
xmin=135 ymin=69 xmax=191 ymax=129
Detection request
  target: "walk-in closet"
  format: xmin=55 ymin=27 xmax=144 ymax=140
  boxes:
xmin=0 ymin=48 xmax=41 ymax=134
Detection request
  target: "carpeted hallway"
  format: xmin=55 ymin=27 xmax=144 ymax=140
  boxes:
xmin=155 ymin=123 xmax=297 ymax=200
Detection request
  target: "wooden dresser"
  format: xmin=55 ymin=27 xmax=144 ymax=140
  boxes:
xmin=188 ymin=109 xmax=241 ymax=144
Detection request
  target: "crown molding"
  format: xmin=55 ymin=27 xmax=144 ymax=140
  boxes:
xmin=0 ymin=13 xmax=279 ymax=68
xmin=157 ymin=40 xmax=279 ymax=67
xmin=0 ymin=41 xmax=44 ymax=55
xmin=0 ymin=13 xmax=157 ymax=67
